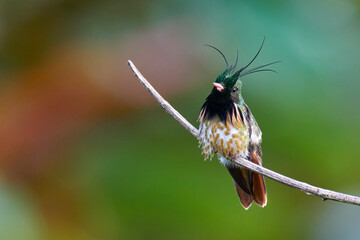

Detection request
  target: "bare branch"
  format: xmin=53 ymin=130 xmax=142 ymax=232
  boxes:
xmin=128 ymin=60 xmax=360 ymax=206
xmin=128 ymin=60 xmax=198 ymax=137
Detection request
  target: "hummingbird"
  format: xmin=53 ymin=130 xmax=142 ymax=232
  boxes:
xmin=198 ymin=39 xmax=279 ymax=209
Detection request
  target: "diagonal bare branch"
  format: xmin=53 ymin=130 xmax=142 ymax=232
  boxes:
xmin=128 ymin=59 xmax=360 ymax=206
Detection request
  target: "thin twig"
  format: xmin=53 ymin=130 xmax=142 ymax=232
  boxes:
xmin=128 ymin=60 xmax=360 ymax=206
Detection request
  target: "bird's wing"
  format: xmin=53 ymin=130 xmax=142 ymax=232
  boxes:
xmin=242 ymin=103 xmax=262 ymax=145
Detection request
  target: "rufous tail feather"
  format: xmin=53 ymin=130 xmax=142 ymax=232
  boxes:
xmin=251 ymin=151 xmax=267 ymax=207
xmin=226 ymin=151 xmax=267 ymax=209
xmin=227 ymin=166 xmax=254 ymax=209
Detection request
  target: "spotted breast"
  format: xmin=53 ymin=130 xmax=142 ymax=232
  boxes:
xmin=198 ymin=104 xmax=250 ymax=166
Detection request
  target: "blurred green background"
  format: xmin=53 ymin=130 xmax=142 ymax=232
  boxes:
xmin=1 ymin=0 xmax=360 ymax=239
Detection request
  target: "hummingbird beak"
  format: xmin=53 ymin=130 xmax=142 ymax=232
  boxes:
xmin=213 ymin=82 xmax=224 ymax=91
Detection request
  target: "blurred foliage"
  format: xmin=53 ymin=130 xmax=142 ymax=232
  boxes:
xmin=0 ymin=0 xmax=360 ymax=239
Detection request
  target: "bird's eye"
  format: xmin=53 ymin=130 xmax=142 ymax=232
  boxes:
xmin=232 ymin=87 xmax=238 ymax=93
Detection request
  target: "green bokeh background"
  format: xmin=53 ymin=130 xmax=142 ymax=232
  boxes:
xmin=1 ymin=0 xmax=360 ymax=239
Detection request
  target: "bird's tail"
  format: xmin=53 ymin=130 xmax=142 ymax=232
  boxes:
xmin=226 ymin=151 xmax=267 ymax=209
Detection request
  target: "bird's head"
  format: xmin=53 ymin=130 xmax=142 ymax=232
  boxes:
xmin=199 ymin=39 xmax=279 ymax=122
xmin=210 ymin=68 xmax=242 ymax=105
xmin=213 ymin=68 xmax=239 ymax=91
